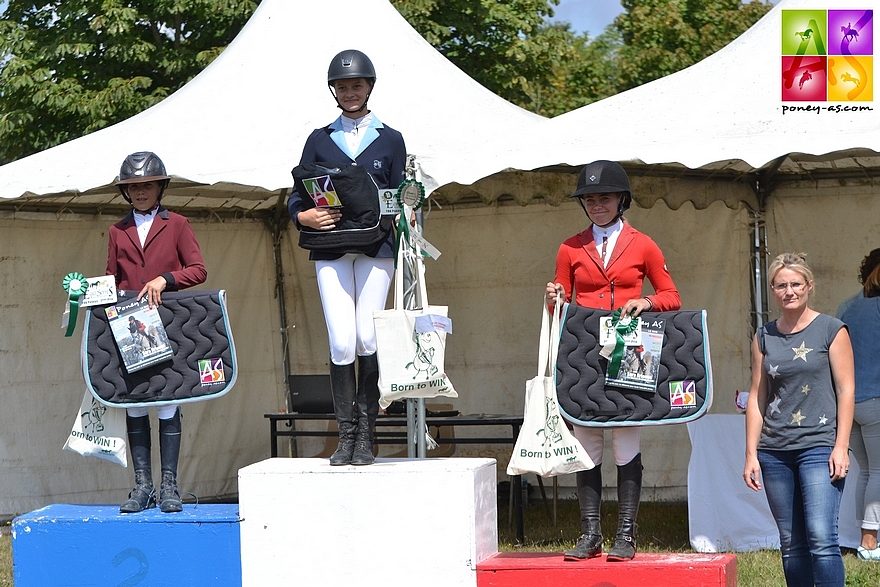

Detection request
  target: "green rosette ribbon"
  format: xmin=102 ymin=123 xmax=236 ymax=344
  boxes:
xmin=606 ymin=308 xmax=640 ymax=378
xmin=393 ymin=179 xmax=427 ymax=266
xmin=62 ymin=272 xmax=89 ymax=337
xmin=396 ymin=179 xmax=426 ymax=210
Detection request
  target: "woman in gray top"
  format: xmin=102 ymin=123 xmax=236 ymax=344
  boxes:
xmin=743 ymin=252 xmax=854 ymax=587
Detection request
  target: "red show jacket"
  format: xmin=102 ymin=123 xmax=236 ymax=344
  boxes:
xmin=554 ymin=222 xmax=680 ymax=312
xmin=107 ymin=206 xmax=207 ymax=291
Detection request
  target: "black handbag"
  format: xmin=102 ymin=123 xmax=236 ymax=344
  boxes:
xmin=291 ymin=162 xmax=390 ymax=253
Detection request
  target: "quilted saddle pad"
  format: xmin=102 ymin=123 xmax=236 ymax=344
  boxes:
xmin=556 ymin=304 xmax=713 ymax=427
xmin=82 ymin=289 xmax=237 ymax=407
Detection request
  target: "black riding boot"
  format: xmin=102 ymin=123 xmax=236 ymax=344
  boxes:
xmin=564 ymin=465 xmax=603 ymax=560
xmin=329 ymin=361 xmax=358 ymax=466
xmin=120 ymin=415 xmax=155 ymax=513
xmin=158 ymin=408 xmax=183 ymax=513
xmin=607 ymin=453 xmax=642 ymax=561
xmin=351 ymin=354 xmax=380 ymax=466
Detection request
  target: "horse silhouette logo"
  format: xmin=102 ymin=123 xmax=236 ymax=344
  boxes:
xmin=794 ymin=28 xmax=813 ymax=42
xmin=841 ymin=72 xmax=860 ymax=87
xmin=841 ymin=23 xmax=859 ymax=43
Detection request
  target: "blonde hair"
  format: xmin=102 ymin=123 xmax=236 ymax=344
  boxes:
xmin=768 ymin=252 xmax=814 ymax=292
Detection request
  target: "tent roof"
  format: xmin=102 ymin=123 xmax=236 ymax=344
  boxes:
xmin=0 ymin=0 xmax=543 ymax=216
xmin=0 ymin=0 xmax=877 ymax=215
xmin=434 ymin=0 xmax=879 ymax=209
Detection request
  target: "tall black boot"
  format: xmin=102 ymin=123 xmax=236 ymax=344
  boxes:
xmin=329 ymin=361 xmax=358 ymax=466
xmin=564 ymin=465 xmax=603 ymax=560
xmin=351 ymin=353 xmax=380 ymax=466
xmin=607 ymin=453 xmax=642 ymax=561
xmin=120 ymin=415 xmax=155 ymax=513
xmin=158 ymin=407 xmax=183 ymax=513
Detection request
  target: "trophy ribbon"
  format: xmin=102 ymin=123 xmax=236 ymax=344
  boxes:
xmin=62 ymin=272 xmax=89 ymax=337
xmin=606 ymin=308 xmax=640 ymax=379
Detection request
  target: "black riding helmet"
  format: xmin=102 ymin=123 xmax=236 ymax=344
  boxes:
xmin=327 ymin=49 xmax=376 ymax=114
xmin=570 ymin=160 xmax=632 ymax=222
xmin=115 ymin=151 xmax=171 ymax=204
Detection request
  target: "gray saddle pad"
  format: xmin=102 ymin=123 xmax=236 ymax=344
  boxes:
xmin=556 ymin=304 xmax=712 ymax=427
xmin=82 ymin=289 xmax=237 ymax=407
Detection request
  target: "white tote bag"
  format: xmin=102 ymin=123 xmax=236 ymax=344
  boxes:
xmin=373 ymin=228 xmax=457 ymax=409
xmin=507 ymin=296 xmax=595 ymax=477
xmin=62 ymin=390 xmax=128 ymax=467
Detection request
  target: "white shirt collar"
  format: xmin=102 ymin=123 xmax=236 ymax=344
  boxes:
xmin=134 ymin=208 xmax=157 ymax=247
xmin=592 ymin=218 xmax=623 ymax=242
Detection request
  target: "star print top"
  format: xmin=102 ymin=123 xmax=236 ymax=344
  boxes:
xmin=757 ymin=313 xmax=845 ymax=451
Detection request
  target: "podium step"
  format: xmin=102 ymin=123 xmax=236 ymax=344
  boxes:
xmin=476 ymin=552 xmax=737 ymax=587
xmin=13 ymin=504 xmax=240 ymax=587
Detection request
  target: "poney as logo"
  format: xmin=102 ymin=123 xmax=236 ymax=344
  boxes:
xmin=781 ymin=9 xmax=873 ymax=102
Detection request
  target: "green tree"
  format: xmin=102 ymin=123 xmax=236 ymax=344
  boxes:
xmin=614 ymin=0 xmax=773 ymax=91
xmin=534 ymin=23 xmax=624 ymax=114
xmin=391 ymin=0 xmax=580 ymax=116
xmin=0 ymin=0 xmax=259 ymax=163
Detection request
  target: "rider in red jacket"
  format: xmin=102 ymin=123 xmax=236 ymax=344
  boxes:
xmin=547 ymin=160 xmax=680 ymax=562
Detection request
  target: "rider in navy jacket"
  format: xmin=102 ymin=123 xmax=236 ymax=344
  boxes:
xmin=286 ymin=50 xmax=407 ymax=467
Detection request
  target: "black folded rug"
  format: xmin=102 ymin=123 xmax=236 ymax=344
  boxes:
xmin=82 ymin=290 xmax=237 ymax=407
xmin=556 ymin=304 xmax=712 ymax=427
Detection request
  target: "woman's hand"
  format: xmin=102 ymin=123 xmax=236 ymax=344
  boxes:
xmin=546 ymin=282 xmax=564 ymax=304
xmin=297 ymin=208 xmax=342 ymax=230
xmin=620 ymin=297 xmax=653 ymax=317
xmin=743 ymin=455 xmax=763 ymax=491
xmin=829 ymin=446 xmax=850 ymax=482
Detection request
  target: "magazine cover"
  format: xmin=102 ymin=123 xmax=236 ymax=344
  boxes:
xmin=605 ymin=317 xmax=665 ymax=393
xmin=105 ymin=297 xmax=173 ymax=373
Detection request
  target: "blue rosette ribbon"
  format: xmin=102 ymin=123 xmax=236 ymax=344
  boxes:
xmin=62 ymin=272 xmax=89 ymax=337
xmin=606 ymin=308 xmax=640 ymax=379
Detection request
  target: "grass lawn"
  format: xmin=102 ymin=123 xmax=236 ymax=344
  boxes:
xmin=3 ymin=500 xmax=880 ymax=586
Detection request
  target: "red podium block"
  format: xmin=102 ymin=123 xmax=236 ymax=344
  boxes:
xmin=477 ymin=552 xmax=737 ymax=587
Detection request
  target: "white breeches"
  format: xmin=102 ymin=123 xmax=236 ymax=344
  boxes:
xmin=316 ymin=254 xmax=394 ymax=365
xmin=572 ymin=426 xmax=641 ymax=466
xmin=127 ymin=404 xmax=179 ymax=419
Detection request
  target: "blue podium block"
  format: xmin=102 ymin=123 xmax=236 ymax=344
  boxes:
xmin=12 ymin=504 xmax=241 ymax=587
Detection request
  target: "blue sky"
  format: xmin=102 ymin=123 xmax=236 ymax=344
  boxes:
xmin=550 ymin=0 xmax=624 ymax=38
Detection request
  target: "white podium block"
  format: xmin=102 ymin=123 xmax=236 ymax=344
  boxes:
xmin=238 ymin=457 xmax=498 ymax=587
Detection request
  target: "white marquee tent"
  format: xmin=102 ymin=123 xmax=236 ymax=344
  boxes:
xmin=0 ymin=0 xmax=877 ymax=518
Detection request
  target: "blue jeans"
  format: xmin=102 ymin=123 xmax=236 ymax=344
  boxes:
xmin=758 ymin=447 xmax=845 ymax=587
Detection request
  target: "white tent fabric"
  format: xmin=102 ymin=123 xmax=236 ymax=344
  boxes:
xmin=0 ymin=0 xmax=544 ymax=212
xmin=437 ymin=0 xmax=878 ymax=209
xmin=0 ymin=0 xmax=878 ymax=517
xmin=688 ymin=415 xmax=861 ymax=552
xmin=541 ymin=0 xmax=879 ymax=170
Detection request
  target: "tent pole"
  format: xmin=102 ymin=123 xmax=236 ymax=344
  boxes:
xmin=752 ymin=212 xmax=768 ymax=330
xmin=267 ymin=189 xmax=295 ymax=454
